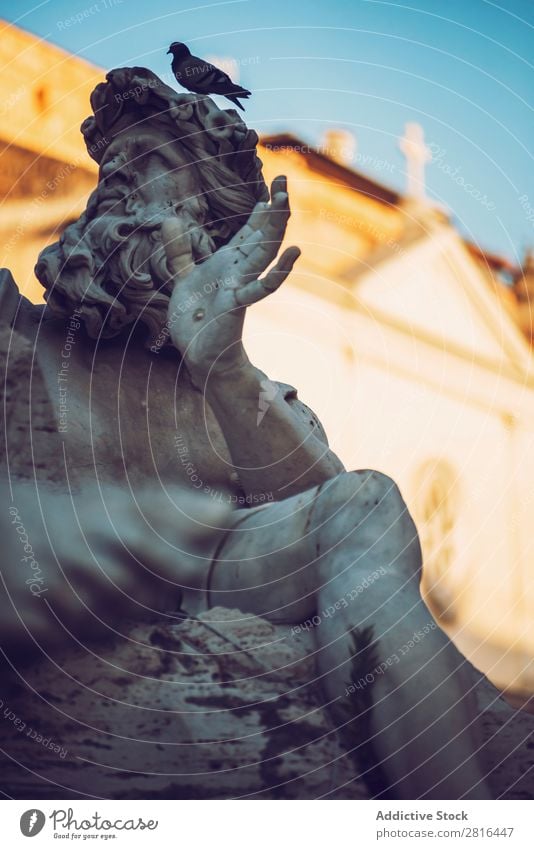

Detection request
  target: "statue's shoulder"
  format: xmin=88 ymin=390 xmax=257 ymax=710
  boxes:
xmin=0 ymin=269 xmax=42 ymax=338
xmin=0 ymin=268 xmax=22 ymax=326
xmin=276 ymin=381 xmax=330 ymax=446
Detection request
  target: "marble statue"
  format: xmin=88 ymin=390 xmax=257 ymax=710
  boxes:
xmin=1 ymin=67 xmax=532 ymax=800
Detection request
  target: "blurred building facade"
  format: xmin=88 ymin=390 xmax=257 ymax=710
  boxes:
xmin=254 ymin=136 xmax=534 ymax=697
xmin=1 ymin=20 xmax=533 ymax=695
xmin=0 ymin=20 xmax=99 ymax=296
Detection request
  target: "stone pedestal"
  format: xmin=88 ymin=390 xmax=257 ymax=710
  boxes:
xmin=0 ymin=608 xmax=367 ymax=800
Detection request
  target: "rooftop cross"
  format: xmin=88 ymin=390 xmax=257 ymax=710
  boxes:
xmin=398 ymin=122 xmax=431 ymax=200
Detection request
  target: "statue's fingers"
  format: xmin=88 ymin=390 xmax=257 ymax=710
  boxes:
xmin=235 ymin=246 xmax=300 ymax=306
xmin=236 ymin=223 xmax=289 ymax=285
xmin=227 ymin=228 xmax=266 ymax=286
xmin=268 ymin=176 xmax=291 ymax=231
xmin=259 ymin=190 xmax=290 ymax=248
xmin=270 ymin=175 xmax=288 ymax=202
xmin=226 ymin=201 xmax=271 ymax=248
xmin=227 ymin=179 xmax=290 ymax=253
xmin=161 ymin=217 xmax=194 ymax=279
xmin=265 ymin=246 xmax=301 ymax=283
xmin=234 ymin=192 xmax=290 ymax=282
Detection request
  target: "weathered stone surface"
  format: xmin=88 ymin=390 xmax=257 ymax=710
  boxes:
xmin=475 ymin=676 xmax=534 ymax=799
xmin=0 ymin=608 xmax=368 ymax=799
xmin=0 ymin=319 xmax=64 ymax=483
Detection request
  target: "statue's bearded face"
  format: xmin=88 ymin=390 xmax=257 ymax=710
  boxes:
xmin=36 ymin=130 xmax=218 ymax=345
xmin=35 ymin=66 xmax=268 ymax=345
xmin=101 ymin=132 xmax=208 ymax=230
xmin=100 ymin=129 xmax=215 ymax=261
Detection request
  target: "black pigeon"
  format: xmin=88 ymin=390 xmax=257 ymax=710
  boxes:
xmin=167 ymin=42 xmax=251 ymax=111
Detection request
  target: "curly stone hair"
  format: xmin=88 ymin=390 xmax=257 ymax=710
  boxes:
xmin=35 ymin=67 xmax=268 ymax=345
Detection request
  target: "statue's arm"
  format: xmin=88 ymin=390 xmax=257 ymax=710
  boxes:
xmin=163 ymin=176 xmax=344 ymax=500
xmin=204 ymin=368 xmax=344 ymax=500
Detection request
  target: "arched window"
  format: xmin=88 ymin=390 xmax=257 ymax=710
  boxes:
xmin=413 ymin=458 xmax=459 ymax=621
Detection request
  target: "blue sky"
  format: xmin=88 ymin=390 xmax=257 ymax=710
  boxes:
xmin=1 ymin=0 xmax=532 ymax=264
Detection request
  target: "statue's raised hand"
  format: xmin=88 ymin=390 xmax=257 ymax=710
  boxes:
xmin=162 ymin=176 xmax=300 ymax=380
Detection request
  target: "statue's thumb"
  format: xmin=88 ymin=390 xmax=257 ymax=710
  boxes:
xmin=161 ymin=217 xmax=193 ymax=279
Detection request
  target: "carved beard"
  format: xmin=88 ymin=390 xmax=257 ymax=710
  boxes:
xmin=36 ymin=195 xmax=217 ymax=347
xmin=99 ymin=203 xmax=216 ymax=342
